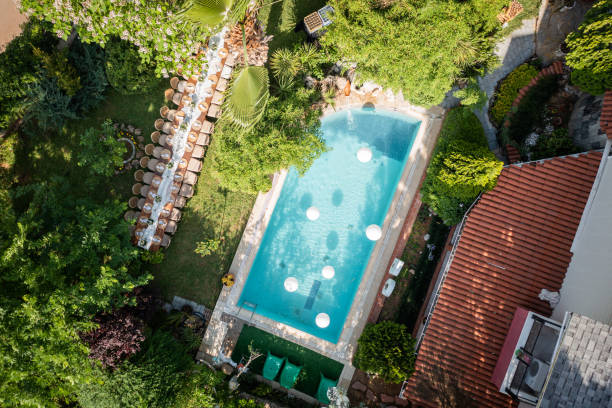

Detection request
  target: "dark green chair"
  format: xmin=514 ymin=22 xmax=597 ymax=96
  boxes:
xmin=262 ymin=352 xmax=285 ymax=381
xmin=279 ymin=360 xmax=302 ymax=389
xmin=315 ymin=373 xmax=337 ymax=404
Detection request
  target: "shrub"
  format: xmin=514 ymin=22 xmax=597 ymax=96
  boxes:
xmin=104 ymin=38 xmax=157 ymax=95
xmin=503 ymin=75 xmax=560 ymax=146
xmin=80 ymin=308 xmax=145 ymax=369
xmin=565 ymin=0 xmax=612 ymax=95
xmin=490 ymin=63 xmax=538 ymax=126
xmin=421 ymin=107 xmax=502 ymax=225
xmin=77 ymin=120 xmax=126 ymax=177
xmin=353 ymin=321 xmax=416 ymax=383
xmin=453 ymin=78 xmax=487 ymax=109
xmin=33 ymin=47 xmax=81 ymax=96
xmin=69 ymin=39 xmax=108 ymax=115
xmin=23 ymin=77 xmax=77 ymax=133
xmin=531 ymin=128 xmax=579 ymax=160
xmin=78 ymin=330 xmax=195 ymax=408
xmin=0 ymin=18 xmax=56 ymax=130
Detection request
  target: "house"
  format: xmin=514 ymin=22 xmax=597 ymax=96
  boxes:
xmin=401 ymin=100 xmax=612 ymax=407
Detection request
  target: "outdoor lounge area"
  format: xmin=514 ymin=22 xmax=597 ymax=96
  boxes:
xmin=231 ymin=325 xmax=343 ymax=401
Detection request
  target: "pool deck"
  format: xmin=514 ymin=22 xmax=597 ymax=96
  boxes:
xmin=198 ymin=86 xmax=445 ymax=391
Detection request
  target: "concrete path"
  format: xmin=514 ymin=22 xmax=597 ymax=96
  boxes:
xmin=475 ymin=17 xmax=537 ymax=151
xmin=0 ymin=0 xmax=27 ymax=52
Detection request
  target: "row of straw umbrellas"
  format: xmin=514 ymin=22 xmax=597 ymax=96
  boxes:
xmin=124 ymin=50 xmax=234 ymax=251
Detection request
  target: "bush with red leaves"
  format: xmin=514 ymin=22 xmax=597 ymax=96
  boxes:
xmin=80 ymin=308 xmax=145 ymax=369
xmin=80 ymin=288 xmax=160 ymax=368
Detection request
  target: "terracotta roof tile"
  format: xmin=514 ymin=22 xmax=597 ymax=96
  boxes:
xmin=403 ymin=152 xmax=601 ymax=408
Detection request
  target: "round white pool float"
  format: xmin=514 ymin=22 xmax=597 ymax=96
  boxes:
xmin=366 ymin=224 xmax=382 ymax=241
xmin=316 ymin=313 xmax=330 ymax=328
xmin=284 ymin=277 xmax=298 ymax=292
xmin=306 ymin=206 xmax=320 ymax=221
xmin=321 ymin=265 xmax=335 ymax=279
xmin=357 ymin=147 xmax=373 ymax=163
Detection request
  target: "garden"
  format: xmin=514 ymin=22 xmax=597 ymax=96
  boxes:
xmin=487 ymin=0 xmax=611 ymax=161
xmin=1 ymin=0 xmax=609 ymax=407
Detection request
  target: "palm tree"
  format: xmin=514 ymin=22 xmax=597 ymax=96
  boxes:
xmin=223 ymin=25 xmax=270 ymax=129
xmin=180 ymin=1 xmax=270 ymax=130
xmin=180 ymin=0 xmax=251 ymax=31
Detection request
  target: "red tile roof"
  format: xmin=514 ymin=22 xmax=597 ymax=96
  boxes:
xmin=403 ymin=151 xmax=602 ymax=408
xmin=601 ymin=90 xmax=612 ymax=139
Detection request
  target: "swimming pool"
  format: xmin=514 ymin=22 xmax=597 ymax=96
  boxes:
xmin=238 ymin=108 xmax=421 ymax=343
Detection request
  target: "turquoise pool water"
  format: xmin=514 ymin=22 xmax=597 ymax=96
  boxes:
xmin=238 ymin=108 xmax=421 ymax=343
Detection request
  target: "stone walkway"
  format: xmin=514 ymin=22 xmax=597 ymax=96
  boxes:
xmin=473 ymin=0 xmax=593 ymax=152
xmin=475 ymin=16 xmax=537 ymax=151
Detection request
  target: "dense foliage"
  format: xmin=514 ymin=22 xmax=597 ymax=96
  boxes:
xmin=320 ymin=0 xmax=501 ymax=107
xmin=78 ymin=329 xmax=264 ymax=408
xmin=490 ymin=63 xmax=538 ymax=126
xmin=566 ymin=0 xmax=612 ymax=95
xmin=453 ymin=78 xmax=487 ymax=109
xmin=421 ymin=107 xmax=502 ymax=225
xmin=105 ymin=38 xmax=158 ymax=95
xmin=531 ymin=128 xmax=579 ymax=160
xmin=502 ymin=75 xmax=560 ymax=146
xmin=20 ymin=0 xmax=214 ymax=77
xmin=353 ymin=321 xmax=417 ymax=383
xmin=80 ymin=307 xmax=145 ymax=369
xmin=0 ymin=113 xmax=150 ymax=406
xmin=212 ymin=85 xmax=326 ymax=193
xmin=0 ymin=19 xmax=108 ymax=133
xmin=0 ymin=19 xmax=55 ymax=130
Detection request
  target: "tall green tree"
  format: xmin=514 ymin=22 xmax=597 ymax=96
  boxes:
xmin=77 ymin=120 xmax=127 ymax=177
xmin=421 ymin=107 xmax=502 ymax=225
xmin=353 ymin=321 xmax=417 ymax=384
xmin=320 ymin=0 xmax=500 ymax=107
xmin=565 ymin=0 xmax=612 ymax=95
xmin=212 ymin=86 xmax=325 ymax=193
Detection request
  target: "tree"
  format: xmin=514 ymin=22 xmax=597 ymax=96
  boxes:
xmin=77 ymin=120 xmax=126 ymax=177
xmin=415 ymin=363 xmax=475 ymax=408
xmin=320 ymin=0 xmax=500 ymax=107
xmin=21 ymin=0 xmax=210 ymax=77
xmin=565 ymin=0 xmax=612 ymax=95
xmin=353 ymin=321 xmax=417 ymax=383
xmin=104 ymin=37 xmax=157 ymax=95
xmin=212 ymin=86 xmax=326 ymax=193
xmin=0 ymin=134 xmax=150 ymax=406
xmin=0 ymin=18 xmax=56 ymax=131
xmin=223 ymin=25 xmax=270 ymax=130
xmin=420 ymin=107 xmax=502 ymax=225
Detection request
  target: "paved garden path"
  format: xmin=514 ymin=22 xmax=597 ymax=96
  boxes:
xmin=475 ymin=17 xmax=538 ymax=151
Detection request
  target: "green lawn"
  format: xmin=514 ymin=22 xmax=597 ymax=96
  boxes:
xmin=147 ymin=146 xmax=255 ymax=309
xmin=231 ymin=325 xmax=344 ymax=396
